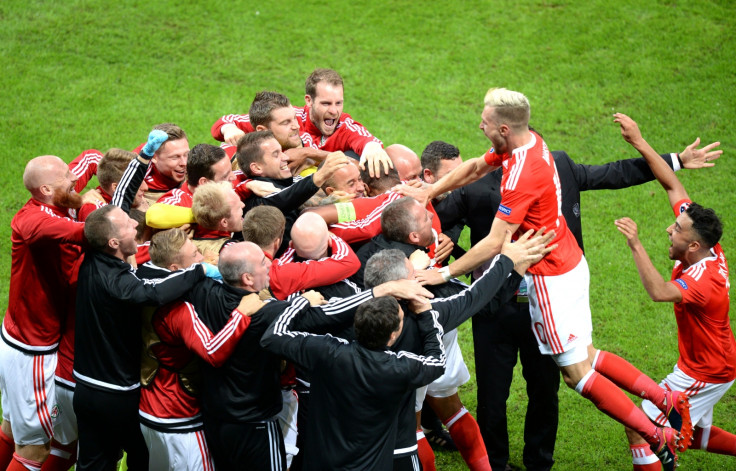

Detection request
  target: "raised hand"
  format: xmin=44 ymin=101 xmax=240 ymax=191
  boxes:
xmin=141 ymin=130 xmax=169 ymax=158
xmin=359 ymin=141 xmax=394 ymax=178
xmin=679 ymin=137 xmax=723 ymax=169
xmin=237 ymin=293 xmax=266 ymax=316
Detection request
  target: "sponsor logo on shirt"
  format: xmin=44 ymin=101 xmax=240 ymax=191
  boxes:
xmin=498 ymin=204 xmax=512 ymax=216
xmin=675 ymin=278 xmax=688 ymax=290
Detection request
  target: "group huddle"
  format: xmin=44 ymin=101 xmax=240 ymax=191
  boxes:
xmin=1 ymin=68 xmax=734 ymax=471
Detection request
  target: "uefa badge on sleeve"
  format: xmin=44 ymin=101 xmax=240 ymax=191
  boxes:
xmin=675 ymin=279 xmax=688 ymax=290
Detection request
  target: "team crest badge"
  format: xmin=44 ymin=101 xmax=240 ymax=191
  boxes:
xmin=50 ymin=404 xmax=60 ymax=419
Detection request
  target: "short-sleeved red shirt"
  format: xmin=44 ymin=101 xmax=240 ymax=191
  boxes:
xmin=483 ymin=131 xmax=582 ymax=275
xmin=669 ymin=199 xmax=735 ymax=383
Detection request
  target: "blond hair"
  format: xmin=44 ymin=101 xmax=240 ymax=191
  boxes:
xmin=149 ymin=228 xmax=189 ymax=268
xmin=191 ymin=181 xmax=232 ymax=230
xmin=483 ymin=88 xmax=530 ymax=131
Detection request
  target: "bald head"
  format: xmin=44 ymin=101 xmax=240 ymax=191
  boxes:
xmin=24 ymin=155 xmax=68 ymax=193
xmin=218 ymin=241 xmax=271 ymax=291
xmin=386 ymin=144 xmax=421 ymax=182
xmin=23 ymin=155 xmax=82 ymax=208
xmin=322 ymin=160 xmax=365 ymax=198
xmin=291 ymin=212 xmax=329 ymax=260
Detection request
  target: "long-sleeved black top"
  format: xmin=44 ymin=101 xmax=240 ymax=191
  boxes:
xmin=73 ymin=251 xmax=205 ymax=391
xmin=261 ymin=298 xmax=446 ymax=471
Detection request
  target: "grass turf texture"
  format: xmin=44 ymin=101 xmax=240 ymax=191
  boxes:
xmin=1 ymin=0 xmax=735 ymax=468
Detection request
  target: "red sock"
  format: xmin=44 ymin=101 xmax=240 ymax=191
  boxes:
xmin=579 ymin=371 xmax=658 ymax=444
xmin=629 ymin=443 xmax=660 ymax=470
xmin=594 ymin=351 xmax=666 ymax=409
xmin=416 ymin=431 xmax=437 ymax=471
xmin=40 ymin=442 xmax=76 ymax=471
xmin=444 ymin=407 xmax=491 ymax=471
xmin=0 ymin=428 xmax=14 ymax=470
xmin=692 ymin=426 xmax=736 ymax=455
xmin=8 ymin=454 xmax=42 ymax=471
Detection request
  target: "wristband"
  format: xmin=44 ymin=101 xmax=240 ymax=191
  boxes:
xmin=676 ymin=153 xmax=684 ymax=169
xmin=438 ymin=266 xmax=452 ymax=282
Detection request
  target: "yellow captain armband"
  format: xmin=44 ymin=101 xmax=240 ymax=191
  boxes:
xmin=146 ymin=203 xmax=196 ymax=229
xmin=335 ymin=202 xmax=357 ymax=223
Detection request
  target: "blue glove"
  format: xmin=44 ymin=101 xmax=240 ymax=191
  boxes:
xmin=203 ymin=262 xmax=223 ymax=280
xmin=140 ymin=130 xmax=169 ymax=158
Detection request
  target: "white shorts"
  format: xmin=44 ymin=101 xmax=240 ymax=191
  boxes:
xmin=51 ymin=382 xmax=78 ymax=445
xmin=415 ymin=328 xmax=470 ymax=410
xmin=525 ymin=256 xmax=592 ymax=357
xmin=642 ymin=364 xmax=734 ymax=431
xmin=276 ymin=389 xmax=299 ymax=467
xmin=0 ymin=338 xmax=56 ymax=445
xmin=140 ymin=425 xmax=215 ymax=471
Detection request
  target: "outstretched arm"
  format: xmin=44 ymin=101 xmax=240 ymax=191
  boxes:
xmin=416 ymin=216 xmax=520 ymax=285
xmin=396 ymin=156 xmax=495 ymax=202
xmin=614 ymin=217 xmax=682 ymax=302
xmin=613 ymin=113 xmax=691 ymax=207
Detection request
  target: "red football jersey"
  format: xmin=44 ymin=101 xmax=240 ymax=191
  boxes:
xmin=158 ymin=182 xmax=194 ymax=207
xmin=329 ymin=191 xmax=443 ymax=265
xmin=139 ymin=301 xmax=251 ymax=424
xmin=78 ymin=186 xmax=112 ymax=222
xmin=3 ymin=200 xmax=85 ymax=351
xmin=270 ymin=234 xmax=360 ymax=300
xmin=329 ymin=191 xmax=403 ymax=244
xmin=669 ymin=199 xmax=735 ymax=383
xmin=484 ymin=131 xmax=582 ymax=275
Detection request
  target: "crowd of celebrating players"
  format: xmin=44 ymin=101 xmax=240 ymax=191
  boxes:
xmin=1 ymin=68 xmax=734 ymax=471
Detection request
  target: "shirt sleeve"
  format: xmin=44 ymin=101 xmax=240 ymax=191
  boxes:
xmin=110 ymin=263 xmax=205 ymax=306
xmin=402 ymin=309 xmax=446 ymax=389
xmin=260 ymin=296 xmax=344 ymax=370
xmin=18 ymin=206 xmax=86 ymax=245
xmin=245 ymin=176 xmax=318 ymax=213
xmin=324 ymin=114 xmax=382 ymax=155
xmin=69 ymin=149 xmax=103 ymax=192
xmin=328 ymin=193 xmax=401 ymax=244
xmin=670 ymin=272 xmax=709 ymax=309
xmin=269 ymin=235 xmax=360 ymax=300
xmin=211 ymin=114 xmax=255 ymax=141
xmin=483 ymin=148 xmax=505 ymax=166
xmin=673 ymin=198 xmax=692 ymax=217
xmin=145 ymin=203 xmax=196 ymax=229
xmin=167 ymin=301 xmax=252 ymax=367
xmin=496 ymin=182 xmax=537 ymax=225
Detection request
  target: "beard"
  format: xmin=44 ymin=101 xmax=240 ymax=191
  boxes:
xmin=52 ymin=186 xmax=83 ymax=209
